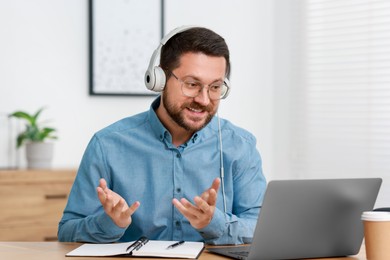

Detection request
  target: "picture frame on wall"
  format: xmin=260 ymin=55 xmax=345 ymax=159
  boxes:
xmin=89 ymin=0 xmax=164 ymax=96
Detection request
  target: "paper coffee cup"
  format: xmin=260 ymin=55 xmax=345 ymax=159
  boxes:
xmin=361 ymin=211 xmax=390 ymax=260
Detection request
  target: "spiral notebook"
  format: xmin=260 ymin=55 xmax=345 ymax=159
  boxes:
xmin=66 ymin=238 xmax=204 ymax=259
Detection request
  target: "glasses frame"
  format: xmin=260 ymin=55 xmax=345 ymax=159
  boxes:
xmin=170 ymin=72 xmax=229 ymax=100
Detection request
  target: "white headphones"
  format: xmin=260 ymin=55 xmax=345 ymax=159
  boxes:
xmin=144 ymin=25 xmax=231 ymax=98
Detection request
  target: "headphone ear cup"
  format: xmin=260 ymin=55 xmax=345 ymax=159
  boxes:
xmin=144 ymin=66 xmax=166 ymax=92
xmin=221 ymin=78 xmax=231 ymax=99
xmin=144 ymin=68 xmax=155 ymax=91
xmin=153 ymin=67 xmax=166 ymax=92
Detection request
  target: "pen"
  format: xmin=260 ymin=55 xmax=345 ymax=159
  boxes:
xmin=134 ymin=237 xmax=149 ymax=251
xmin=126 ymin=241 xmax=138 ymax=252
xmin=166 ymin=240 xmax=185 ymax=249
xmin=126 ymin=236 xmax=149 ymax=252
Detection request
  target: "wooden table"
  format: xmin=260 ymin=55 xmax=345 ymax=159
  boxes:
xmin=0 ymin=242 xmax=366 ymax=260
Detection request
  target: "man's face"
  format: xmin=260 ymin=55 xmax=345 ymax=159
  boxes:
xmin=162 ymin=52 xmax=227 ymax=133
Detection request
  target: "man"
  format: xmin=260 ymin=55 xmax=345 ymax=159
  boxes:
xmin=58 ymin=26 xmax=266 ymax=245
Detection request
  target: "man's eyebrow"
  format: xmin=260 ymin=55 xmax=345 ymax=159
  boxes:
xmin=182 ymin=75 xmax=224 ymax=84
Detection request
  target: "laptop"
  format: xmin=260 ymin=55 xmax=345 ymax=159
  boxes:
xmin=208 ymin=178 xmax=382 ymax=260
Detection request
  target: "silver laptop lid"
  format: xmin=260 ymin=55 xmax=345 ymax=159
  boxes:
xmin=249 ymin=178 xmax=382 ymax=260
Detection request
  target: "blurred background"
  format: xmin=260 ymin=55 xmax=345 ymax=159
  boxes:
xmin=0 ymin=0 xmax=389 ymax=208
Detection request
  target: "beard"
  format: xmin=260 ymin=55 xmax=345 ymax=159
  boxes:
xmin=162 ymin=93 xmax=216 ymax=132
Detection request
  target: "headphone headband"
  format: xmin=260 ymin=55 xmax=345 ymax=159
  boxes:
xmin=144 ymin=25 xmax=197 ymax=92
xmin=160 ymin=25 xmax=197 ymax=45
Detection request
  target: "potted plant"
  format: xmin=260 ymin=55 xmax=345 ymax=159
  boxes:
xmin=9 ymin=107 xmax=57 ymax=169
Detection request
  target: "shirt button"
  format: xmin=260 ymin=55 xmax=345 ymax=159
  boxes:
xmin=176 ymin=153 xmax=181 ymax=158
xmin=175 ymin=221 xmax=180 ymax=227
xmin=176 ymin=188 xmax=181 ymax=193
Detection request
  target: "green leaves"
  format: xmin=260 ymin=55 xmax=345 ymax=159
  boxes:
xmin=9 ymin=108 xmax=57 ymax=148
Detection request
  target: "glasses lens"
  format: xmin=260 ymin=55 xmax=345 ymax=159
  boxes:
xmin=180 ymin=80 xmax=229 ymax=100
xmin=218 ymin=84 xmax=229 ymax=99
xmin=182 ymin=81 xmax=201 ymax=98
xmin=208 ymin=84 xmax=227 ymax=100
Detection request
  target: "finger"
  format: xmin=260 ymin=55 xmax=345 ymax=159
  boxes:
xmin=200 ymin=190 xmax=210 ymax=201
xmin=172 ymin=198 xmax=198 ymax=219
xmin=172 ymin=198 xmax=187 ymax=216
xmin=211 ymin=178 xmax=221 ymax=193
xmin=97 ymin=178 xmax=108 ymax=203
xmin=180 ymin=197 xmax=199 ymax=211
xmin=173 ymin=198 xmax=193 ymax=211
xmin=97 ymin=186 xmax=106 ymax=204
xmin=124 ymin=201 xmax=140 ymax=218
xmin=201 ymin=178 xmax=220 ymax=202
xmin=194 ymin=196 xmax=211 ymax=213
xmin=100 ymin=181 xmax=117 ymax=205
xmin=207 ymin=188 xmax=218 ymax=206
xmin=96 ymin=187 xmax=106 ymax=205
xmin=102 ymin=190 xmax=114 ymax=212
xmin=99 ymin=178 xmax=107 ymax=190
xmin=181 ymin=197 xmax=210 ymax=218
xmin=112 ymin=198 xmax=126 ymax=215
xmin=102 ymin=184 xmax=111 ymax=196
xmin=99 ymin=178 xmax=113 ymax=199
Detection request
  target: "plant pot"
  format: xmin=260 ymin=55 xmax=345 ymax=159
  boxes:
xmin=25 ymin=142 xmax=54 ymax=169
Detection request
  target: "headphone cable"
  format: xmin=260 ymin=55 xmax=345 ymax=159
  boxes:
xmin=217 ymin=111 xmax=228 ymax=221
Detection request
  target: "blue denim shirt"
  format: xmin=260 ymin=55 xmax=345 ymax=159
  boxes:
xmin=58 ymin=97 xmax=266 ymax=245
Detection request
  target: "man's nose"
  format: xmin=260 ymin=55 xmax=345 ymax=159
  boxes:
xmin=194 ymin=87 xmax=211 ymax=106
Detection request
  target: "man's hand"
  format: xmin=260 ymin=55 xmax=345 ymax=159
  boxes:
xmin=97 ymin=178 xmax=140 ymax=228
xmin=172 ymin=178 xmax=220 ymax=229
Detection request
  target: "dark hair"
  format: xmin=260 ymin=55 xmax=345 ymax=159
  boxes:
xmin=160 ymin=27 xmax=230 ymax=78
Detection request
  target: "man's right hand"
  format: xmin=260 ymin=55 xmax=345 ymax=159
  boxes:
xmin=97 ymin=178 xmax=140 ymax=228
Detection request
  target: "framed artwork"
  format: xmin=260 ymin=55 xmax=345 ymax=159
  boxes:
xmin=89 ymin=0 xmax=164 ymax=96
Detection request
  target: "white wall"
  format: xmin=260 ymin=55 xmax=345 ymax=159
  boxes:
xmin=0 ymin=0 xmax=276 ymax=177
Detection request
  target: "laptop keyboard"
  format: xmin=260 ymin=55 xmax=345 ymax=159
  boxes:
xmin=230 ymin=251 xmax=249 ymax=257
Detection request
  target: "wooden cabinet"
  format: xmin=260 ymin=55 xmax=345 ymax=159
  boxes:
xmin=0 ymin=169 xmax=76 ymax=241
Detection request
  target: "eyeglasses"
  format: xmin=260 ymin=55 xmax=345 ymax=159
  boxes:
xmin=170 ymin=72 xmax=229 ymax=100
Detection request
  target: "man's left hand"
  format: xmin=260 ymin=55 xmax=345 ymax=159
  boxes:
xmin=172 ymin=178 xmax=220 ymax=229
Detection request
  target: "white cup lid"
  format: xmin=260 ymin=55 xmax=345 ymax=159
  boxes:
xmin=361 ymin=211 xmax=390 ymax=221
